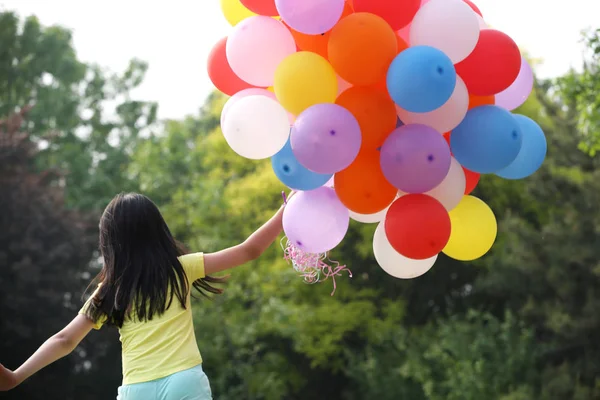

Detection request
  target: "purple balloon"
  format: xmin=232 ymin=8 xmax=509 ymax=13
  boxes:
xmin=380 ymin=124 xmax=451 ymax=193
xmin=291 ymin=104 xmax=361 ymax=174
xmin=495 ymin=57 xmax=534 ymax=111
xmin=282 ymin=187 xmax=350 ymax=253
xmin=276 ymin=0 xmax=345 ymax=35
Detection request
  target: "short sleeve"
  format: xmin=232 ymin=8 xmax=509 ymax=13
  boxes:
xmin=178 ymin=252 xmax=206 ymax=282
xmin=78 ymin=284 xmax=107 ymax=330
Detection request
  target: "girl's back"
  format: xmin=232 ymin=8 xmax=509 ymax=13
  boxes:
xmin=81 ymin=252 xmax=206 ymax=386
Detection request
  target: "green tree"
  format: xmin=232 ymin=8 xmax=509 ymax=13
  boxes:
xmin=344 ymin=311 xmax=537 ymax=400
xmin=0 ymin=108 xmax=117 ymax=400
xmin=0 ymin=11 xmax=157 ymax=210
xmin=554 ymin=28 xmax=600 ymax=154
xmin=0 ymin=11 xmax=158 ymax=399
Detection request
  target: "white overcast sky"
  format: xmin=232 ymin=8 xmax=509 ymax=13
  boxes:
xmin=1 ymin=0 xmax=598 ymax=120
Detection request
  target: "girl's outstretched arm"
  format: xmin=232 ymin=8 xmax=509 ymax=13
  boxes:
xmin=204 ymin=193 xmax=294 ymax=275
xmin=0 ymin=314 xmax=95 ymax=391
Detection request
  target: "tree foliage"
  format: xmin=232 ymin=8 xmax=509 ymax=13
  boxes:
xmin=0 ymin=11 xmax=157 ymax=399
xmin=554 ymin=28 xmax=600 ymax=155
xmin=0 ymin=108 xmax=118 ymax=399
xmin=0 ymin=11 xmax=157 ymax=210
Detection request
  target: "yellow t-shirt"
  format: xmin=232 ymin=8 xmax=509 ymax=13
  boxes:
xmin=79 ymin=252 xmax=206 ymax=385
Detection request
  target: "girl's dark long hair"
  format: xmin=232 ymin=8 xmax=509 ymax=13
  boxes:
xmin=83 ymin=193 xmax=227 ymax=328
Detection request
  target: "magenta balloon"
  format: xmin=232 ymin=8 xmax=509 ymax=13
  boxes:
xmin=495 ymin=57 xmax=534 ymax=111
xmin=282 ymin=187 xmax=350 ymax=253
xmin=380 ymin=124 xmax=451 ymax=193
xmin=291 ymin=103 xmax=362 ymax=174
xmin=276 ymin=0 xmax=345 ymax=35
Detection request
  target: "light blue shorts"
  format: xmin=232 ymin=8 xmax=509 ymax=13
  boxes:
xmin=117 ymin=365 xmax=212 ymax=400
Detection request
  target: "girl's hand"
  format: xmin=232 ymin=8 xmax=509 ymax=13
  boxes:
xmin=282 ymin=190 xmax=296 ymax=207
xmin=0 ymin=364 xmax=19 ymax=391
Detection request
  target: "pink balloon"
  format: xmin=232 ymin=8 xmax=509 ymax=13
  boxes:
xmin=495 ymin=57 xmax=534 ymax=111
xmin=398 ymin=0 xmax=431 ymax=43
xmin=226 ymin=16 xmax=296 ymax=87
xmin=221 ymin=88 xmax=294 ymax=127
xmin=397 ymin=26 xmax=411 ymax=43
xmin=336 ymin=75 xmax=352 ymax=95
xmin=396 ymin=76 xmax=468 ymax=133
xmin=276 ymin=0 xmax=345 ymax=35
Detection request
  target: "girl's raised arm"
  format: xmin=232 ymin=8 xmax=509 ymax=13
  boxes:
xmin=204 ymin=194 xmax=293 ymax=275
xmin=0 ymin=314 xmax=95 ymax=391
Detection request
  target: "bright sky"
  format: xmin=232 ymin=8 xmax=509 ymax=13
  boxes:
xmin=0 ymin=0 xmax=598 ymax=120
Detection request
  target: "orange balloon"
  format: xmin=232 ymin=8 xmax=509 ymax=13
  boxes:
xmin=468 ymin=94 xmax=495 ymax=109
xmin=285 ymin=2 xmax=353 ymax=59
xmin=366 ymin=34 xmax=406 ymax=96
xmin=367 ymin=77 xmax=387 ymax=94
xmin=334 ymin=149 xmax=398 ymax=214
xmin=336 ymin=86 xmax=397 ymax=150
xmin=328 ymin=13 xmax=397 ymax=86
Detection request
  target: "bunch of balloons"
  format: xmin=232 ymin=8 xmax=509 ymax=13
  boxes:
xmin=209 ymin=0 xmax=547 ymax=283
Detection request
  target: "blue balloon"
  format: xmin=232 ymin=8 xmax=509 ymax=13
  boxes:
xmin=450 ymin=105 xmax=523 ymax=174
xmin=271 ymin=139 xmax=332 ymax=190
xmin=386 ymin=46 xmax=456 ymax=113
xmin=496 ymin=115 xmax=547 ymax=179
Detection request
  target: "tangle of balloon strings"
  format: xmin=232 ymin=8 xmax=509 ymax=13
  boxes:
xmin=280 ymin=191 xmax=352 ymax=296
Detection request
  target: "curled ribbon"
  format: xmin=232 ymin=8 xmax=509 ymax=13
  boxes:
xmin=280 ymin=238 xmax=352 ymax=296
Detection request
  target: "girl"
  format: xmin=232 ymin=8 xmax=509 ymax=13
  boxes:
xmin=0 ymin=192 xmax=291 ymax=399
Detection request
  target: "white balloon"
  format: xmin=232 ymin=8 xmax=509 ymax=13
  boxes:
xmin=410 ymin=0 xmax=480 ymax=63
xmin=222 ymin=95 xmax=290 ymax=160
xmin=221 ymin=88 xmax=273 ymax=128
xmin=350 ymin=207 xmax=389 ymax=224
xmin=221 ymin=88 xmax=294 ymax=128
xmin=323 ymin=176 xmax=335 ymax=188
xmin=349 ymin=195 xmax=399 ymax=223
xmin=477 ymin=15 xmax=488 ymax=29
xmin=425 ymin=157 xmax=466 ymax=211
xmin=396 ymin=76 xmax=468 ymax=133
xmin=373 ymin=223 xmax=437 ymax=279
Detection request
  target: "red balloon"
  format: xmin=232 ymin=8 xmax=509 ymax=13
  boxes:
xmin=463 ymin=0 xmax=482 ymax=17
xmin=464 ymin=168 xmax=480 ymax=194
xmin=207 ymin=37 xmax=256 ymax=96
xmin=240 ymin=0 xmax=278 ymax=16
xmin=455 ymin=29 xmax=521 ymax=96
xmin=352 ymin=0 xmax=420 ymax=30
xmin=384 ymin=194 xmax=451 ymax=260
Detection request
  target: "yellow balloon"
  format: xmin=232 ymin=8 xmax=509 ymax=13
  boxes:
xmin=267 ymin=86 xmax=275 ymax=93
xmin=274 ymin=52 xmax=338 ymax=115
xmin=443 ymin=195 xmax=497 ymax=261
xmin=220 ymin=0 xmax=256 ymax=26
